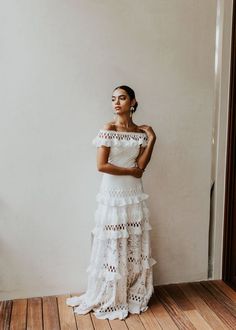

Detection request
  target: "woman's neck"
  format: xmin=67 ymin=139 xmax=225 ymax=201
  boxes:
xmin=115 ymin=114 xmax=135 ymax=129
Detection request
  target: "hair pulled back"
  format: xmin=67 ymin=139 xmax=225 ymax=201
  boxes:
xmin=113 ymin=85 xmax=138 ymax=113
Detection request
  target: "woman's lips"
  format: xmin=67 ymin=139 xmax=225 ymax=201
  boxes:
xmin=115 ymin=106 xmax=121 ymax=109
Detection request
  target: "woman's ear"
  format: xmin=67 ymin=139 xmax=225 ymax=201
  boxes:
xmin=131 ymin=99 xmax=137 ymax=107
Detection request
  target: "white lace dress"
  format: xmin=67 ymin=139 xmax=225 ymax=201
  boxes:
xmin=66 ymin=129 xmax=157 ymax=320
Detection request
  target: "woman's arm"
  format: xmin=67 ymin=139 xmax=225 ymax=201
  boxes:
xmin=97 ymin=145 xmax=143 ymax=178
xmin=136 ymin=125 xmax=156 ymax=171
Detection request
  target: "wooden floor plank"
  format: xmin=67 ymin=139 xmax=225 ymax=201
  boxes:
xmin=75 ymin=313 xmax=95 ymax=330
xmin=109 ymin=318 xmax=128 ymax=329
xmin=190 ymin=282 xmax=236 ymax=328
xmin=57 ymin=294 xmax=77 ymax=330
xmin=27 ymin=297 xmax=43 ymax=330
xmin=139 ymin=306 xmax=162 ymax=329
xmin=184 ymin=310 xmax=212 ymax=330
xmin=201 ymin=281 xmax=236 ymax=318
xmin=149 ymin=293 xmax=178 ymax=329
xmin=69 ymin=292 xmax=94 ymax=329
xmin=154 ymin=286 xmax=196 ymax=329
xmin=10 ymin=299 xmax=27 ymax=330
xmin=213 ymin=280 xmax=236 ymax=302
xmin=178 ymin=282 xmax=229 ymax=329
xmin=124 ymin=314 xmax=145 ymax=329
xmin=42 ymin=296 xmax=60 ymax=330
xmin=164 ymin=284 xmax=195 ymax=311
xmin=0 ymin=300 xmax=12 ymax=330
xmin=91 ymin=312 xmax=111 ymax=329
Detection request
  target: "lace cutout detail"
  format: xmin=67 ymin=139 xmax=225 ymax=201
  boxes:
xmin=104 ymin=222 xmax=142 ymax=231
xmin=128 ymin=254 xmax=149 ymax=264
xmin=99 ymin=303 xmax=127 ymax=313
xmin=101 ymin=187 xmax=143 ymax=198
xmin=98 ymin=130 xmax=147 ymax=141
xmin=141 ymin=254 xmax=149 ymax=261
xmin=92 ymin=129 xmax=148 ymax=148
xmin=96 ymin=187 xmax=149 ymax=206
xmin=128 ymin=292 xmax=143 ymax=303
xmin=102 ymin=251 xmax=151 ymax=275
xmin=103 ymin=263 xmax=117 ymax=273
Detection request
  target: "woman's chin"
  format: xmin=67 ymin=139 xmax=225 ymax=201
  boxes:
xmin=114 ymin=110 xmax=129 ymax=116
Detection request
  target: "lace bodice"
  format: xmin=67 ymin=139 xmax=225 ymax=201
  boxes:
xmin=92 ymin=130 xmax=148 ymax=168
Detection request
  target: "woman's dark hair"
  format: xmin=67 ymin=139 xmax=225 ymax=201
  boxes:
xmin=113 ymin=85 xmax=138 ymax=113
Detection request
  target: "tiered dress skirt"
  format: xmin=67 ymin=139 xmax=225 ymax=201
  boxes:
xmin=66 ymin=173 xmax=157 ymax=320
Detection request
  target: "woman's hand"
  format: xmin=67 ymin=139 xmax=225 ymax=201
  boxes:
xmin=131 ymin=166 xmax=144 ymax=178
xmin=138 ymin=125 xmax=156 ymax=142
xmin=135 ymin=125 xmax=157 ymax=171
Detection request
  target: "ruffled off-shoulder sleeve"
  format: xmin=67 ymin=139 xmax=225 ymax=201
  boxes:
xmin=92 ymin=129 xmax=148 ymax=148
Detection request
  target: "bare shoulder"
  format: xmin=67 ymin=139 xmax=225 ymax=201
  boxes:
xmin=102 ymin=121 xmax=116 ymax=131
xmin=138 ymin=124 xmax=157 ymax=140
xmin=138 ymin=123 xmax=151 ymax=128
xmin=135 ymin=124 xmax=149 ymax=133
xmin=139 ymin=124 xmax=155 ymax=130
xmin=135 ymin=126 xmax=145 ymax=133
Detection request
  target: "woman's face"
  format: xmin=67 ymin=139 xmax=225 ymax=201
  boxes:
xmin=112 ymin=88 xmax=134 ymax=115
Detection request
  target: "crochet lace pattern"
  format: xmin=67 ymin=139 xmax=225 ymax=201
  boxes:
xmin=92 ymin=129 xmax=148 ymax=148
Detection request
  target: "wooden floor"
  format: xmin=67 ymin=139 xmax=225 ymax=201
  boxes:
xmin=1 ymin=280 xmax=236 ymax=329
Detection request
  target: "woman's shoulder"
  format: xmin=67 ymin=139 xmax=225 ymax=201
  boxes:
xmin=134 ymin=125 xmax=145 ymax=133
xmin=102 ymin=121 xmax=116 ymax=131
xmin=131 ymin=124 xmax=148 ymax=134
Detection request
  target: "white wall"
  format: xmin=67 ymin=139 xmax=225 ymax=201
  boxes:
xmin=0 ymin=0 xmax=218 ymax=300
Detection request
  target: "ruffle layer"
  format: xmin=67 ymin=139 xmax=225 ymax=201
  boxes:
xmin=93 ymin=295 xmax=150 ymax=319
xmin=67 ymin=295 xmax=149 ymax=320
xmin=96 ymin=191 xmax=149 ymax=206
xmin=86 ymin=257 xmax=157 ymax=282
xmin=91 ymin=220 xmax=152 ymax=240
xmin=93 ymin=308 xmax=129 ymax=320
xmin=94 ymin=201 xmax=150 ymax=225
xmin=92 ymin=199 xmax=152 ymax=239
xmin=87 ymin=198 xmax=157 ymax=280
xmin=92 ymin=129 xmax=148 ymax=148
xmin=67 ymin=297 xmax=150 ymax=320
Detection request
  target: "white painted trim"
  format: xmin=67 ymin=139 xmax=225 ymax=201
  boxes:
xmin=211 ymin=0 xmax=233 ymax=279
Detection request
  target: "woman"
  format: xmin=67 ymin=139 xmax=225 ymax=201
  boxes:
xmin=66 ymin=85 xmax=157 ymax=320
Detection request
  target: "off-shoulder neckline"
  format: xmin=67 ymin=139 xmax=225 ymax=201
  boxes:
xmin=99 ymin=129 xmax=146 ymax=135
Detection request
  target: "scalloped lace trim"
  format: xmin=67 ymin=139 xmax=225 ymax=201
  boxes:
xmin=92 ymin=129 xmax=148 ymax=148
xmin=66 ymin=296 xmax=150 ymax=320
